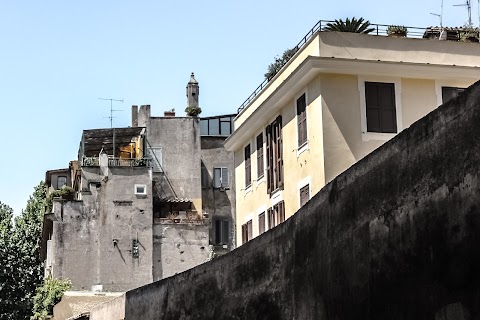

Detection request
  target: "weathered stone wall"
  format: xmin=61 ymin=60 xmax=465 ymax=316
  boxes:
xmin=152 ymin=222 xmax=208 ymax=281
xmin=139 ymin=110 xmax=202 ymax=213
xmin=51 ymin=166 xmax=153 ymax=292
xmin=200 ymin=136 xmax=236 ymax=252
xmin=121 ymin=82 xmax=480 ymax=319
xmin=89 ymin=294 xmax=125 ymax=320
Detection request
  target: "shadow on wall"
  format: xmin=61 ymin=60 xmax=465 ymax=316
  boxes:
xmin=120 ymin=82 xmax=480 ymax=319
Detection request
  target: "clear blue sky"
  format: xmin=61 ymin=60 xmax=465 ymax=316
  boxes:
xmin=0 ymin=0 xmax=470 ymax=214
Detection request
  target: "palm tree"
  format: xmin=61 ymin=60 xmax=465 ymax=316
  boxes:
xmin=324 ymin=17 xmax=375 ymax=34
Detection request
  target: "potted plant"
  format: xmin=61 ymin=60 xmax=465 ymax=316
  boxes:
xmin=387 ymin=25 xmax=408 ymax=37
xmin=460 ymin=27 xmax=479 ymax=42
xmin=185 ymin=106 xmax=202 ymax=117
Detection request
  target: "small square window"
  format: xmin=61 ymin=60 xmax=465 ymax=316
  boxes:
xmin=134 ymin=184 xmax=147 ymax=195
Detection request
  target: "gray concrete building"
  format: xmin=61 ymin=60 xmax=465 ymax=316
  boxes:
xmin=42 ymin=73 xmax=236 ymax=318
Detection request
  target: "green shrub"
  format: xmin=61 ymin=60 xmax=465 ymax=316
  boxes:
xmin=45 ymin=186 xmax=75 ymax=213
xmin=31 ymin=277 xmax=71 ymax=319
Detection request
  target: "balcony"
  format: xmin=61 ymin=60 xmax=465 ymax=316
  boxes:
xmin=81 ymin=156 xmax=150 ymax=167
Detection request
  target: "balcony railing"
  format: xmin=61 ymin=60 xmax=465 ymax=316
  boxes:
xmin=81 ymin=156 xmax=150 ymax=167
xmin=237 ymin=19 xmax=429 ymax=114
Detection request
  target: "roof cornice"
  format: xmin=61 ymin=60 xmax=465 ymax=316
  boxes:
xmin=224 ymin=56 xmax=479 ymax=151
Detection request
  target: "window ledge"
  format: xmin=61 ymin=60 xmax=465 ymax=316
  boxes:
xmin=270 ymin=188 xmax=282 ymax=200
xmin=362 ymin=132 xmax=396 ymax=142
xmin=256 ymin=175 xmax=265 ymax=186
xmin=296 ymin=141 xmax=309 ymax=157
xmin=244 ymin=184 xmax=253 ymax=195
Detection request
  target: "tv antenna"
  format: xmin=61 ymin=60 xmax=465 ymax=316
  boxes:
xmin=99 ymin=98 xmax=123 ymax=128
xmin=430 ymin=0 xmax=444 ymax=27
xmin=454 ymin=0 xmax=472 ymax=27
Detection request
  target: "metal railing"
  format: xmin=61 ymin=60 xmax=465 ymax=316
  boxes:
xmin=82 ymin=157 xmax=99 ymax=167
xmin=81 ymin=156 xmax=150 ymax=167
xmin=237 ymin=20 xmax=428 ymax=114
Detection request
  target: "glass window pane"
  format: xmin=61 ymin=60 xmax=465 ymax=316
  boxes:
xmin=200 ymin=119 xmax=208 ymax=135
xmin=220 ymin=121 xmax=231 ymax=135
xmin=209 ymin=119 xmax=219 ymax=135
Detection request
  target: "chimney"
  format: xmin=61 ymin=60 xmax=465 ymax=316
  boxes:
xmin=138 ymin=105 xmax=151 ymax=127
xmin=164 ymin=109 xmax=175 ymax=117
xmin=132 ymin=105 xmax=138 ymax=127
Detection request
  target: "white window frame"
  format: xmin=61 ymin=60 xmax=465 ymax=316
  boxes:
xmin=134 ymin=184 xmax=147 ymax=195
xmin=358 ymin=75 xmax=403 ymax=141
xmin=295 ymin=89 xmax=309 ymax=156
xmin=213 ymin=167 xmax=229 ymax=189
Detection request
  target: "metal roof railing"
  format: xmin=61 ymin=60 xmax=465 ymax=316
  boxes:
xmin=237 ymin=20 xmax=429 ymax=114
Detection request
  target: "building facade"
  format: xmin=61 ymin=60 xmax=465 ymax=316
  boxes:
xmin=224 ymin=28 xmax=480 ymax=246
xmin=42 ymin=74 xmax=236 ymax=299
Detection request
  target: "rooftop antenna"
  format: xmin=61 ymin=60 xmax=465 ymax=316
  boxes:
xmin=99 ymin=98 xmax=123 ymax=128
xmin=430 ymin=0 xmax=444 ymax=27
xmin=454 ymin=0 xmax=472 ymax=27
xmin=478 ymin=0 xmax=480 ymax=27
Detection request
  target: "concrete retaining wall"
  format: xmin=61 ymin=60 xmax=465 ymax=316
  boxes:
xmin=121 ymin=82 xmax=480 ymax=319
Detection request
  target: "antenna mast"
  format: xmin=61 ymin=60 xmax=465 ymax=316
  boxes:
xmin=99 ymin=98 xmax=124 ymax=128
xmin=430 ymin=0 xmax=444 ymax=27
xmin=454 ymin=0 xmax=472 ymax=27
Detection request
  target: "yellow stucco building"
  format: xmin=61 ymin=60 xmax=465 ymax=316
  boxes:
xmin=224 ymin=28 xmax=480 ymax=246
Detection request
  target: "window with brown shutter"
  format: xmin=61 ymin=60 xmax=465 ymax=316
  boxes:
xmin=242 ymin=224 xmax=247 ymax=244
xmin=245 ymin=144 xmax=251 ymax=187
xmin=365 ymin=82 xmax=397 ymax=133
xmin=258 ymin=212 xmax=265 ymax=234
xmin=266 ymin=116 xmax=284 ymax=194
xmin=300 ymin=184 xmax=310 ymax=207
xmin=442 ymin=86 xmax=465 ymax=104
xmin=247 ymin=220 xmax=253 ymax=241
xmin=241 ymin=220 xmax=253 ymax=244
xmin=256 ymin=133 xmax=264 ymax=179
xmin=268 ymin=208 xmax=275 ymax=229
xmin=297 ymin=94 xmax=307 ymax=147
xmin=275 ymin=201 xmax=285 ymax=224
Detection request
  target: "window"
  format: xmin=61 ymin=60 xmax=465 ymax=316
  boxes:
xmin=258 ymin=212 xmax=265 ymax=234
xmin=57 ymin=176 xmax=67 ymax=189
xmin=266 ymin=116 xmax=283 ymax=194
xmin=215 ymin=220 xmax=229 ymax=245
xmin=245 ymin=144 xmax=251 ymax=187
xmin=200 ymin=116 xmax=235 ymax=136
xmin=442 ymin=86 xmax=465 ymax=104
xmin=256 ymin=133 xmax=264 ymax=179
xmin=297 ymin=93 xmax=307 ymax=147
xmin=268 ymin=208 xmax=275 ymax=230
xmin=267 ymin=201 xmax=285 ymax=229
xmin=274 ymin=201 xmax=285 ymax=225
xmin=134 ymin=184 xmax=147 ymax=195
xmin=365 ymin=82 xmax=397 ymax=133
xmin=241 ymin=220 xmax=253 ymax=244
xmin=148 ymin=148 xmax=163 ymax=172
xmin=213 ymin=167 xmax=229 ymax=188
xmin=300 ymin=184 xmax=310 ymax=207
